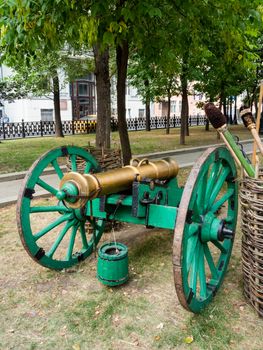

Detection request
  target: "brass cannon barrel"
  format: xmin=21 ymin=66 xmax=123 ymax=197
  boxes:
xmin=58 ymin=158 xmax=179 ymax=208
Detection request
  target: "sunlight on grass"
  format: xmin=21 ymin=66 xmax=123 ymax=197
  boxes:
xmin=0 ymin=125 xmax=251 ymax=173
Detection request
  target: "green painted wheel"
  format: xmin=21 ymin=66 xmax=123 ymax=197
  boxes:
xmin=17 ymin=146 xmax=106 ymax=270
xmin=173 ymin=147 xmax=238 ymax=313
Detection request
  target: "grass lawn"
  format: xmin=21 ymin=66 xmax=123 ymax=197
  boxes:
xmin=0 ymin=168 xmax=263 ymax=350
xmin=0 ymin=125 xmax=252 ymax=174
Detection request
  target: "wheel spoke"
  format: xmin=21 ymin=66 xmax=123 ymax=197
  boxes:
xmin=198 ymin=245 xmax=207 ymax=299
xmin=66 ymin=223 xmax=80 ymax=260
xmin=70 ymin=154 xmax=77 ymax=172
xmin=34 ymin=213 xmax=72 ymax=241
xmin=186 ymin=235 xmax=199 ymax=273
xmin=51 ymin=159 xmax=64 ymax=179
xmin=189 ymin=242 xmax=200 ymax=293
xmin=30 ymin=205 xmax=71 ymax=213
xmin=210 ymin=188 xmax=234 ymax=213
xmin=46 ymin=220 xmax=76 ymax=258
xmin=80 ymin=223 xmax=89 ymax=249
xmin=204 ymin=162 xmax=222 ymax=210
xmin=207 ymin=167 xmax=230 ymax=209
xmin=203 ymin=243 xmax=219 ymax=280
xmin=84 ymin=161 xmax=93 ymax=174
xmin=196 ymin=171 xmax=208 ymax=214
xmin=187 ymin=223 xmax=199 ymax=238
xmin=37 ymin=178 xmax=58 ymax=196
xmin=212 ymin=240 xmax=227 ymax=254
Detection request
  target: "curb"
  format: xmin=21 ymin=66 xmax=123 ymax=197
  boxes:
xmin=0 ymin=139 xmax=254 ymax=183
xmin=137 ymin=139 xmax=253 ymax=159
xmin=0 ymin=166 xmax=67 ymax=183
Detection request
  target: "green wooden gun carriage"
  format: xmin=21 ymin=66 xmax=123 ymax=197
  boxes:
xmin=17 ymin=145 xmax=238 ymax=313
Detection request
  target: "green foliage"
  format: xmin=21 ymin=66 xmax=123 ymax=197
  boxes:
xmin=0 ymin=0 xmax=262 ymax=112
xmin=128 ymin=0 xmax=262 ymax=109
xmin=0 ymin=77 xmax=29 ymax=102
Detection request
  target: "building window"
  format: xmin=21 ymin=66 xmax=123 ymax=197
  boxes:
xmin=78 ymin=82 xmax=89 ymax=96
xmin=138 ymin=109 xmax=145 ymax=118
xmin=171 ymin=101 xmax=177 ymax=113
xmin=41 ymin=109 xmax=53 ymax=121
xmin=79 ymin=99 xmax=91 ymax=118
xmin=179 ymin=101 xmax=182 ymax=114
xmin=71 ymin=79 xmax=95 ymax=119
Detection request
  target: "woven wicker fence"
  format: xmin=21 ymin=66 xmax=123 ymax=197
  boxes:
xmin=66 ymin=145 xmax=122 ymax=172
xmin=240 ymin=173 xmax=263 ymax=317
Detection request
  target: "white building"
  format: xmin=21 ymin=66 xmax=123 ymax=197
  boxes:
xmin=0 ymin=65 xmax=147 ymax=123
xmin=1 ymin=65 xmax=73 ymax=123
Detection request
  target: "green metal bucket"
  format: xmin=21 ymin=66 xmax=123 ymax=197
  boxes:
xmin=97 ymin=242 xmax=129 ymax=286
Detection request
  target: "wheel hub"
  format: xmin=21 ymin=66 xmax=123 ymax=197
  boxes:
xmin=200 ymin=211 xmax=234 ymax=242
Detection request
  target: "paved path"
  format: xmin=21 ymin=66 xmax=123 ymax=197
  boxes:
xmin=0 ymin=140 xmax=254 ymax=207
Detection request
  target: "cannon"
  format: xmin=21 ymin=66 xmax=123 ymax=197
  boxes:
xmin=17 ymin=145 xmax=238 ymax=313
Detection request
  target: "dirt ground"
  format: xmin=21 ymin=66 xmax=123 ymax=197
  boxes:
xmin=1 ymin=200 xmax=263 ymax=350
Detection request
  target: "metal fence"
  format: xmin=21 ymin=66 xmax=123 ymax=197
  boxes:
xmin=0 ymin=115 xmax=206 ymax=140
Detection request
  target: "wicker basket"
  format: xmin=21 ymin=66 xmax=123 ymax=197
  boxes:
xmin=240 ymin=171 xmax=263 ymax=317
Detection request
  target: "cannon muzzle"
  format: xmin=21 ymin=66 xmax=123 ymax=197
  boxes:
xmin=58 ymin=158 xmax=179 ymax=208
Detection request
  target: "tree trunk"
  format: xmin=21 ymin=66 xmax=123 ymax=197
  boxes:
xmin=144 ymin=79 xmax=151 ymax=131
xmin=145 ymin=98 xmax=151 ymax=131
xmin=166 ymin=89 xmax=171 ymax=135
xmin=94 ymin=44 xmax=111 ymax=149
xmin=116 ymin=40 xmax=131 ymax=165
xmin=180 ymin=73 xmax=188 ymax=144
xmin=205 ymin=118 xmax=210 ymax=131
xmin=229 ymin=97 xmax=233 ymax=124
xmin=233 ymin=96 xmax=237 ymax=124
xmin=53 ymin=74 xmax=63 ymax=137
xmin=223 ymin=99 xmax=227 ymax=122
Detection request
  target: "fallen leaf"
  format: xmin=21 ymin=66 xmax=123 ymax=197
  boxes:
xmin=184 ymin=336 xmax=194 ymax=344
xmin=72 ymin=344 xmax=81 ymax=350
xmin=154 ymin=335 xmax=161 ymax=341
xmin=156 ymin=322 xmax=164 ymax=329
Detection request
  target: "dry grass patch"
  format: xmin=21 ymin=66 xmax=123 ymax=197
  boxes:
xmin=1 ymin=165 xmax=263 ymax=349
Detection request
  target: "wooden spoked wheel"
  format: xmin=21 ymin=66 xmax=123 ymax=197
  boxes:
xmin=17 ymin=146 xmax=105 ymax=270
xmin=173 ymin=147 xmax=238 ymax=313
